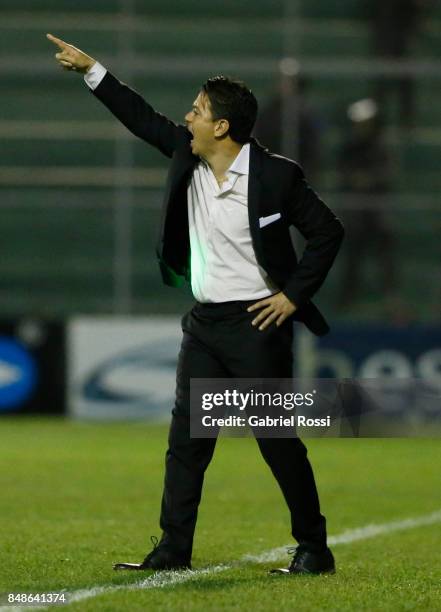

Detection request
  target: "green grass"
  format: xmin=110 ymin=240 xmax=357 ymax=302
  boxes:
xmin=0 ymin=418 xmax=440 ymax=610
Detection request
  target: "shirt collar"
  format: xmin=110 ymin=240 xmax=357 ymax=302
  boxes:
xmin=199 ymin=142 xmax=250 ymax=176
xmin=227 ymin=142 xmax=250 ymax=176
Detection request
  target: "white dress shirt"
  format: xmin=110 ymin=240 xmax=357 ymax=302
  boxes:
xmin=187 ymin=146 xmax=277 ymax=302
xmin=85 ymin=64 xmax=278 ymax=303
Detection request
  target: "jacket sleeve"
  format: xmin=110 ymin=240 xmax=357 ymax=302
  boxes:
xmin=91 ymin=71 xmax=187 ymax=158
xmin=282 ymin=165 xmax=344 ymax=308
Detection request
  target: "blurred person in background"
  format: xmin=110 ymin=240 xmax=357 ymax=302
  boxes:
xmin=368 ymin=0 xmax=433 ymax=128
xmin=47 ymin=33 xmax=344 ymax=577
xmin=254 ymin=69 xmax=323 ymax=185
xmin=337 ymin=98 xmax=399 ymax=313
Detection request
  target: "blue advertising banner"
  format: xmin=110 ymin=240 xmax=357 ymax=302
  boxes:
xmin=0 ymin=320 xmax=65 ymax=415
xmin=294 ymin=324 xmax=441 ymax=381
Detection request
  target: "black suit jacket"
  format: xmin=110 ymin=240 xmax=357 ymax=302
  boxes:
xmin=92 ymin=72 xmax=344 ymax=336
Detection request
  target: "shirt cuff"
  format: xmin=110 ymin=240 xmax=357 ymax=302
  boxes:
xmin=84 ymin=62 xmax=107 ymax=90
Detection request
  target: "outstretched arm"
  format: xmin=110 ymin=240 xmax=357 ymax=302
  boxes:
xmin=46 ymin=33 xmax=186 ymax=158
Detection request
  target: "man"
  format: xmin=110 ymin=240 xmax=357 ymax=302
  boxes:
xmin=337 ymin=98 xmax=396 ymax=309
xmin=254 ymin=72 xmax=323 ymax=184
xmin=47 ymin=33 xmax=344 ymax=576
xmin=368 ymin=0 xmax=432 ymax=127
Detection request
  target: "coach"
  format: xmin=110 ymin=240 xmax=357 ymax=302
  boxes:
xmin=47 ymin=33 xmax=344 ymax=576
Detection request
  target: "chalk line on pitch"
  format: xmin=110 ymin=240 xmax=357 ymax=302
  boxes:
xmin=2 ymin=508 xmax=441 ymax=611
xmin=242 ymin=508 xmax=441 ymax=563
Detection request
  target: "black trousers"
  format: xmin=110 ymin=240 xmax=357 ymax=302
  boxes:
xmin=158 ymin=300 xmax=327 ymax=559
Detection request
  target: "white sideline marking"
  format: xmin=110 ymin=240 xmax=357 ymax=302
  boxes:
xmin=67 ymin=564 xmax=228 ymax=605
xmin=2 ymin=509 xmax=441 ymax=611
xmin=242 ymin=508 xmax=441 ymax=563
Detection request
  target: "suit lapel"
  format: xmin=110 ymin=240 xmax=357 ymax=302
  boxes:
xmin=157 ymin=148 xmax=197 ymax=257
xmin=248 ymin=139 xmax=266 ymax=268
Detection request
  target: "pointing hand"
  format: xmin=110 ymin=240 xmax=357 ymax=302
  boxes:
xmin=46 ymin=33 xmax=96 ymax=74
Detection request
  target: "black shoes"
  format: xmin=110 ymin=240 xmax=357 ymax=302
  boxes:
xmin=270 ymin=546 xmax=335 ymax=575
xmin=113 ymin=536 xmax=191 ymax=571
xmin=113 ymin=537 xmax=334 ymax=575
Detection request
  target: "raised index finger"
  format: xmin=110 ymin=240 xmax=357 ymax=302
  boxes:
xmin=46 ymin=33 xmax=68 ymax=50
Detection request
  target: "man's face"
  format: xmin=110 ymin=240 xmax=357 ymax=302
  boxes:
xmin=185 ymin=91 xmax=220 ymax=158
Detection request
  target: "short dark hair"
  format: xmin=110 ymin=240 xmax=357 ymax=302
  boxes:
xmin=202 ymin=76 xmax=258 ymax=144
